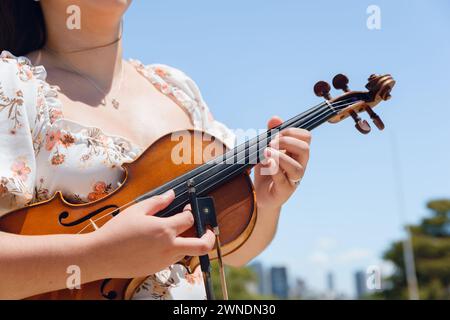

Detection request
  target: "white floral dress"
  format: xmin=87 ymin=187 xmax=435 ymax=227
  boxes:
xmin=0 ymin=50 xmax=234 ymax=300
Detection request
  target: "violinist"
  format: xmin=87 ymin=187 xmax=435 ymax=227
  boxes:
xmin=0 ymin=0 xmax=311 ymax=299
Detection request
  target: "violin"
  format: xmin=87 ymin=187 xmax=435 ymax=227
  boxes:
xmin=0 ymin=73 xmax=395 ymax=299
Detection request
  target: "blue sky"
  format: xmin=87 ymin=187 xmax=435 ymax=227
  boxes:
xmin=123 ymin=0 xmax=450 ymax=297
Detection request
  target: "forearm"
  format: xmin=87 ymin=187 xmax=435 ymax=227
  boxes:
xmin=224 ymin=204 xmax=281 ymax=267
xmin=0 ymin=231 xmax=99 ymax=299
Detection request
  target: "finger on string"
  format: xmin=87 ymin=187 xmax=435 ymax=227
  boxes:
xmin=262 ymin=149 xmax=290 ymax=185
xmin=267 ymin=157 xmax=290 ymax=187
xmin=279 ymin=128 xmax=312 ymax=144
xmin=270 ymin=136 xmax=310 ymax=166
xmin=166 ymin=210 xmax=195 ymax=235
xmin=267 ymin=116 xmax=284 ymax=130
xmin=174 ymin=229 xmax=216 ymax=256
xmin=266 ymin=148 xmax=304 ymax=182
xmin=139 ymin=189 xmax=175 ymax=215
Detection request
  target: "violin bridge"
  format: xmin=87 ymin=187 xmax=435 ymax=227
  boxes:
xmin=89 ymin=218 xmax=99 ymax=230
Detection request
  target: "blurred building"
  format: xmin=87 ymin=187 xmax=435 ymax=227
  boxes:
xmin=327 ymin=272 xmax=335 ymax=291
xmin=248 ymin=261 xmax=271 ymax=296
xmin=290 ymin=278 xmax=307 ymax=299
xmin=326 ymin=271 xmax=336 ymax=299
xmin=354 ymin=270 xmax=368 ymax=299
xmin=270 ymin=266 xmax=289 ymax=299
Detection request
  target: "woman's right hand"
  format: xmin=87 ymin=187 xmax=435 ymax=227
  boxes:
xmin=86 ymin=189 xmax=215 ymax=279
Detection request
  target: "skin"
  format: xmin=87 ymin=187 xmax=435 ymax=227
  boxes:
xmin=0 ymin=0 xmax=311 ymax=299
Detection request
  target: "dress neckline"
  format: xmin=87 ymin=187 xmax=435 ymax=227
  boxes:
xmin=0 ymin=50 xmax=191 ymax=159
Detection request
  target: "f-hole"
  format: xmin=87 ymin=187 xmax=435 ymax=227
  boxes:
xmin=58 ymin=205 xmax=120 ymax=227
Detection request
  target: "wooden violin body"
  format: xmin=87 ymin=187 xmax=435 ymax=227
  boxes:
xmin=0 ymin=130 xmax=257 ymax=300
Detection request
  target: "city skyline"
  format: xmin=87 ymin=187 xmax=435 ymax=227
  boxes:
xmin=250 ymin=261 xmax=372 ymax=299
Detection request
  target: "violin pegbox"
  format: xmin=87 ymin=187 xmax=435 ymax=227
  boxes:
xmin=313 ymin=74 xmax=395 ymax=134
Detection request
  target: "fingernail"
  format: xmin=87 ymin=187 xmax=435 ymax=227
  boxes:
xmin=162 ymin=189 xmax=174 ymax=198
xmin=265 ymin=148 xmax=272 ymax=158
xmin=269 ymin=139 xmax=275 ymax=147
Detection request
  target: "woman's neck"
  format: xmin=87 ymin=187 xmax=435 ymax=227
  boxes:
xmin=35 ymin=3 xmax=125 ymax=91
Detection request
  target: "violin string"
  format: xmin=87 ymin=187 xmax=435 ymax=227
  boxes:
xmin=156 ymin=97 xmax=353 ymax=194
xmin=154 ymin=108 xmax=338 ymax=217
xmin=80 ymin=98 xmax=358 ymax=230
xmin=83 ymin=98 xmax=357 ymax=229
xmin=153 ymin=98 xmax=362 ymax=214
xmin=76 ymin=107 xmax=332 ymax=232
xmin=213 ymin=96 xmax=354 ymax=164
xmin=151 ymin=98 xmax=356 ymax=199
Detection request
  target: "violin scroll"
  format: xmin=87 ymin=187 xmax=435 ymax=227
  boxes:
xmin=365 ymin=74 xmax=395 ymax=101
xmin=314 ymin=73 xmax=395 ymax=134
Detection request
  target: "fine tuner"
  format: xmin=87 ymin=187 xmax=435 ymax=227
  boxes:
xmin=314 ymin=74 xmax=395 ymax=134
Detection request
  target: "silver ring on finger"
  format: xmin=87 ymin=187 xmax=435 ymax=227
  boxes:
xmin=289 ymin=178 xmax=301 ymax=187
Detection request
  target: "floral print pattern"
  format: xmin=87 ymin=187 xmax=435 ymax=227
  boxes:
xmin=0 ymin=87 xmax=24 ymax=134
xmin=11 ymin=158 xmax=31 ymax=182
xmin=0 ymin=50 xmax=234 ymax=300
xmin=45 ymin=130 xmax=62 ymax=151
xmin=132 ymin=265 xmax=206 ymax=300
xmin=87 ymin=181 xmax=113 ymax=202
xmin=80 ymin=127 xmax=134 ymax=167
xmin=34 ymin=178 xmax=49 ymax=202
xmin=0 ymin=159 xmax=33 ymax=208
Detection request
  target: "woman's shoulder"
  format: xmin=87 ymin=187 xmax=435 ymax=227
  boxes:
xmin=129 ymin=60 xmax=188 ymax=79
xmin=129 ymin=60 xmax=202 ymax=102
xmin=0 ymin=51 xmax=62 ymax=151
xmin=0 ymin=51 xmax=39 ymax=128
xmin=0 ymin=50 xmax=44 ymax=86
xmin=130 ymin=59 xmax=235 ymax=148
xmin=0 ymin=50 xmax=45 ymax=115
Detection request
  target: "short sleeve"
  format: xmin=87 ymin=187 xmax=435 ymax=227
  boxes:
xmin=131 ymin=61 xmax=236 ymax=149
xmin=0 ymin=51 xmax=44 ymax=216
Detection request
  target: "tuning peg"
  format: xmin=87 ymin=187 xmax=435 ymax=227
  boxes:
xmin=332 ymin=74 xmax=350 ymax=92
xmin=313 ymin=81 xmax=332 ymax=100
xmin=365 ymin=107 xmax=385 ymax=130
xmin=349 ymin=110 xmax=371 ymax=134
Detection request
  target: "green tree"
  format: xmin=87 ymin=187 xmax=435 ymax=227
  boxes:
xmin=210 ymin=262 xmax=273 ymax=299
xmin=380 ymin=199 xmax=450 ymax=299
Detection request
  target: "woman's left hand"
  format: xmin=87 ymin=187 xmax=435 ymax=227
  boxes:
xmin=225 ymin=116 xmax=311 ymax=266
xmin=254 ymin=116 xmax=311 ymax=211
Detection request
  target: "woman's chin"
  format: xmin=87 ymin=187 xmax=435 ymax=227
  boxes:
xmin=42 ymin=0 xmax=133 ymax=17
xmin=85 ymin=0 xmax=132 ymax=13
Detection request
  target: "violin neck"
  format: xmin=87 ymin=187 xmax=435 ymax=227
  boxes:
xmin=139 ymin=101 xmax=337 ymax=217
xmin=227 ymin=100 xmax=336 ymax=165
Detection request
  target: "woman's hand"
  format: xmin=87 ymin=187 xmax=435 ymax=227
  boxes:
xmin=87 ymin=190 xmax=215 ymax=279
xmin=224 ymin=116 xmax=311 ymax=266
xmin=254 ymin=116 xmax=311 ymax=211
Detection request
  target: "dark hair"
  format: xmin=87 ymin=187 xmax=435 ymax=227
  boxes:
xmin=0 ymin=1 xmax=46 ymax=56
